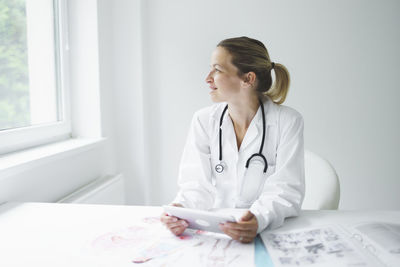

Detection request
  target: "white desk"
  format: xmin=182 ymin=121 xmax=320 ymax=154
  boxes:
xmin=0 ymin=203 xmax=399 ymax=267
xmin=0 ymin=202 xmax=256 ymax=267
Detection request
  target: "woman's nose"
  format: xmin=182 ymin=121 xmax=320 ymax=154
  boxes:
xmin=205 ymin=72 xmax=213 ymax=83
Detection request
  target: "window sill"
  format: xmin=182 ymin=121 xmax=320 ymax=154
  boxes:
xmin=0 ymin=138 xmax=106 ymax=178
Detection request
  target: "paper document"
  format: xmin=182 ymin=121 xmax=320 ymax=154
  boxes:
xmin=350 ymin=222 xmax=400 ymax=267
xmin=261 ymin=225 xmax=382 ymax=267
xmin=261 ymin=222 xmax=400 ymax=267
xmin=81 ymin=213 xmax=254 ymax=267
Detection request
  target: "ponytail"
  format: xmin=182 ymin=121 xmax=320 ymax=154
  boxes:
xmin=265 ymin=63 xmax=290 ymax=104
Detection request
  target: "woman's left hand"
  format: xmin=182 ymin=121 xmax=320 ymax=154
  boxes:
xmin=219 ymin=210 xmax=258 ymax=243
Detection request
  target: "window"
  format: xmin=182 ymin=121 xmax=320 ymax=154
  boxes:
xmin=0 ymin=0 xmax=70 ymax=154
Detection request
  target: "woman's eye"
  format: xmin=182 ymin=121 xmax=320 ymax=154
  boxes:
xmin=215 ymin=69 xmax=220 ymax=73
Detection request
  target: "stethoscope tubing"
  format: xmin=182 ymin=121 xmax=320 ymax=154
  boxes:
xmin=217 ymin=99 xmax=268 ymax=173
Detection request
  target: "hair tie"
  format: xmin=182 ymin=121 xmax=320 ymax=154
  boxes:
xmin=271 ymin=62 xmax=275 ymax=69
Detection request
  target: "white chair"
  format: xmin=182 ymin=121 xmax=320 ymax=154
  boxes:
xmin=302 ymin=150 xmax=340 ymax=210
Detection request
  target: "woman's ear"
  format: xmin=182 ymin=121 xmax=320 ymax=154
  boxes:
xmin=241 ymin=72 xmax=257 ymax=88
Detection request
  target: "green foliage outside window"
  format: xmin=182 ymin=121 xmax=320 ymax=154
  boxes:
xmin=0 ymin=0 xmax=30 ymax=130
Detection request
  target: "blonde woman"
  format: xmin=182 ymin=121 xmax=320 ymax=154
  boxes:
xmin=161 ymin=37 xmax=305 ymax=243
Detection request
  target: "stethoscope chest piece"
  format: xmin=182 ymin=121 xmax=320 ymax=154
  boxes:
xmin=215 ymin=162 xmax=225 ymax=173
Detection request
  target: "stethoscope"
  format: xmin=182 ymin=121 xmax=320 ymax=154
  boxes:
xmin=215 ymin=99 xmax=268 ymax=174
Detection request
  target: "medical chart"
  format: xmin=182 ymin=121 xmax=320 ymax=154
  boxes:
xmin=261 ymin=225 xmax=383 ymax=267
xmin=80 ymin=215 xmax=254 ymax=267
xmin=261 ymin=222 xmax=400 ymax=267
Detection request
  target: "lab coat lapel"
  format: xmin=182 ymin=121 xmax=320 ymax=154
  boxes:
xmin=239 ymin=107 xmax=261 ymax=152
xmin=221 ymin=115 xmax=237 ymax=154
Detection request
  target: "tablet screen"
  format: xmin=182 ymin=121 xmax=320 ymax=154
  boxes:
xmin=163 ymin=206 xmax=236 ymax=234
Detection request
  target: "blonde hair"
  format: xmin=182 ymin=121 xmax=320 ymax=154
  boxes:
xmin=217 ymin=37 xmax=290 ymax=104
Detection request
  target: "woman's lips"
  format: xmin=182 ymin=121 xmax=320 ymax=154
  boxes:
xmin=209 ymin=86 xmax=217 ymax=94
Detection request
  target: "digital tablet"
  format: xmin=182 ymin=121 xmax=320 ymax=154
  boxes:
xmin=162 ymin=205 xmax=236 ymax=234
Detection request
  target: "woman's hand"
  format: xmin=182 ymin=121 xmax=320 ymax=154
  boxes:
xmin=160 ymin=203 xmax=189 ymax=236
xmin=219 ymin=210 xmax=258 ymax=243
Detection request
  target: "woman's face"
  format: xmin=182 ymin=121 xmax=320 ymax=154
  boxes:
xmin=205 ymin=47 xmax=244 ymax=103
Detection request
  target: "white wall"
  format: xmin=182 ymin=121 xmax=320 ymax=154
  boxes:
xmin=0 ymin=144 xmax=113 ymax=202
xmin=97 ymin=0 xmax=151 ymax=205
xmin=111 ymin=0 xmax=398 ymax=209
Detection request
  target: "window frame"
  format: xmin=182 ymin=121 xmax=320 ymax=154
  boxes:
xmin=0 ymin=0 xmax=71 ymax=155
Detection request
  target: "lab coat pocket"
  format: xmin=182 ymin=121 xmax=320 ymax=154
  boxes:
xmin=238 ymin=159 xmax=269 ymax=205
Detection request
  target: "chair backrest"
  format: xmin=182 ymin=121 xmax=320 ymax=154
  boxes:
xmin=302 ymin=150 xmax=340 ymax=210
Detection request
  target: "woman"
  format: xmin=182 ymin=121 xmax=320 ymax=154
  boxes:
xmin=160 ymin=36 xmax=304 ymax=243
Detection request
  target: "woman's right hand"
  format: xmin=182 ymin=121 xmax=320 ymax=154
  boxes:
xmin=160 ymin=203 xmax=189 ymax=236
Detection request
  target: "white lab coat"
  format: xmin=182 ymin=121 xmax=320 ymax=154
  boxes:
xmin=173 ymin=97 xmax=305 ymax=233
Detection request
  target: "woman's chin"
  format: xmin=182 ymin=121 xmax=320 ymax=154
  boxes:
xmin=209 ymin=91 xmax=222 ymax=102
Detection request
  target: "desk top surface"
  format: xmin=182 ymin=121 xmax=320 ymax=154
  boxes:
xmin=0 ymin=202 xmax=399 ymax=267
